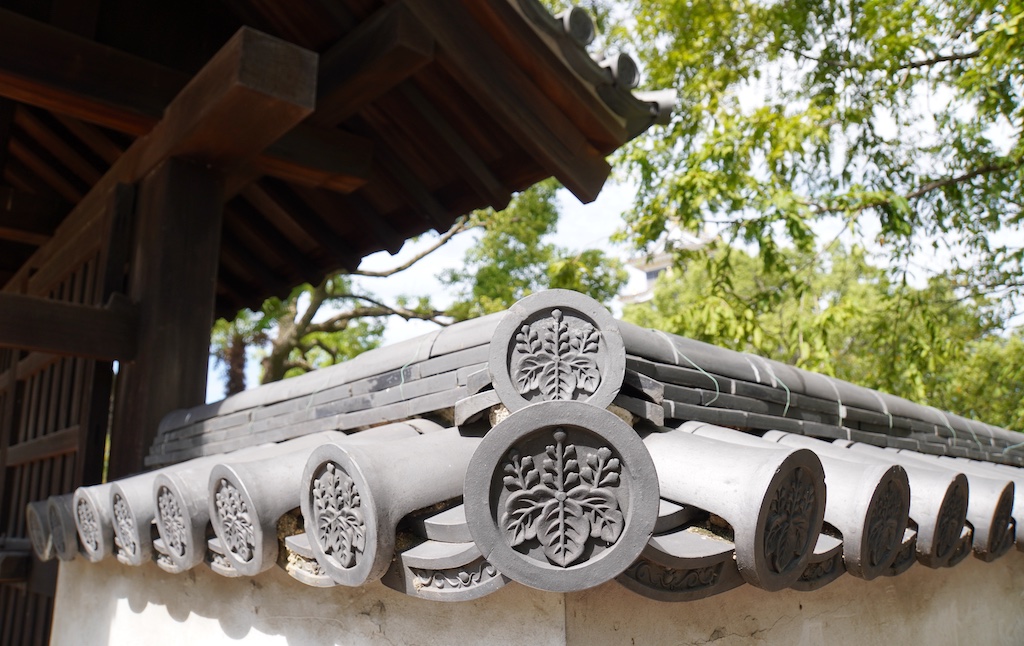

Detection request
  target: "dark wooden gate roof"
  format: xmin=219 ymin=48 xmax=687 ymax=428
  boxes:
xmin=0 ymin=0 xmax=670 ymax=317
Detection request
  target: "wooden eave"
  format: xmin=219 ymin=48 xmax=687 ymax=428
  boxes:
xmin=0 ymin=0 xmax=667 ymax=317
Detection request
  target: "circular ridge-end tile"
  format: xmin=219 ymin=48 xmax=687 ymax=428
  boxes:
xmin=488 ymin=290 xmax=625 ymax=413
xmin=465 ymin=401 xmax=658 ymax=592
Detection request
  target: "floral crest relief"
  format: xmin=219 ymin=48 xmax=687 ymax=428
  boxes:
xmin=311 ymin=462 xmax=366 ymax=568
xmin=157 ymin=486 xmax=188 ymax=558
xmin=76 ymin=498 xmax=100 ymax=552
xmin=763 ymin=466 xmax=816 ymax=574
xmin=867 ymin=479 xmax=903 ymax=567
xmin=500 ymin=429 xmax=624 ymax=567
xmin=214 ymin=479 xmax=255 ymax=562
xmin=513 ymin=308 xmax=601 ymax=402
xmin=112 ymin=493 xmax=137 ymax=556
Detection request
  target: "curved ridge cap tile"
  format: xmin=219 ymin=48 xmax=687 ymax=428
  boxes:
xmin=45 ymin=494 xmax=78 ymax=562
xmin=156 ymin=323 xmax=458 ymax=433
xmin=883 ymin=528 xmax=919 ymax=577
xmin=283 ymin=533 xmax=337 ymax=588
xmin=790 ymin=533 xmax=846 ymax=592
xmin=932 ymin=454 xmax=1024 ymax=553
xmin=302 ymin=427 xmax=480 ymax=587
xmin=643 ymin=429 xmax=826 ymax=591
xmin=26 ymin=500 xmax=54 ymax=562
xmin=207 ymin=537 xmax=241 ymax=577
xmin=678 ymin=422 xmax=910 ymax=580
xmin=152 ymin=431 xmax=358 ymax=573
xmin=886 ymin=447 xmax=1014 ymax=562
xmin=618 ymin=316 xmax=1020 ymax=448
xmin=617 ymin=526 xmax=744 ymax=602
xmin=381 ymin=539 xmax=508 ymax=602
xmin=207 ymin=423 xmax=424 ymax=577
xmin=73 ymin=484 xmax=116 ymax=563
xmin=763 ymin=431 xmax=968 ymax=569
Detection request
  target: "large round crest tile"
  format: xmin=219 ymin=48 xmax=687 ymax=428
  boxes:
xmin=465 ymin=401 xmax=658 ymax=592
xmin=488 ymin=290 xmax=625 ymax=413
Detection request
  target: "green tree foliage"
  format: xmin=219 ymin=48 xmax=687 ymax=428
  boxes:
xmin=618 ymin=0 xmax=1024 ymax=319
xmin=624 ymin=245 xmax=1024 ymax=427
xmin=442 ymin=179 xmax=628 ymax=320
xmin=211 ymin=182 xmax=626 ymax=396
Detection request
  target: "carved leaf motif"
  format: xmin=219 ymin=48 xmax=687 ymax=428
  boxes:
xmin=76 ymin=499 xmax=100 ymax=552
xmin=763 ymin=467 xmax=816 ymax=574
xmin=158 ymin=488 xmax=188 ymax=557
xmin=499 ymin=430 xmax=623 ymax=568
xmin=537 ymin=496 xmax=589 ymax=567
xmin=571 ymin=486 xmax=624 ymax=542
xmin=510 ymin=309 xmax=602 ymax=402
xmin=501 ymin=489 xmax=546 ymax=546
xmin=312 ymin=463 xmax=366 ymax=568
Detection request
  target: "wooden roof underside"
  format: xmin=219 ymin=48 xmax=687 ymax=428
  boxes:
xmin=0 ymin=0 xmax=666 ymax=317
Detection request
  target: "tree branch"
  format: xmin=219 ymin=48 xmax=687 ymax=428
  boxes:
xmin=350 ymin=216 xmax=472 ymax=278
xmin=304 ymin=294 xmax=449 ymax=334
xmin=781 ymin=46 xmax=980 ymax=72
xmin=904 ymin=50 xmax=980 ymax=69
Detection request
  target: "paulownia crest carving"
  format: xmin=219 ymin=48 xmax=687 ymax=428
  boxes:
xmin=627 ymin=559 xmax=722 ymax=592
xmin=76 ymin=498 xmax=100 ymax=552
xmin=49 ymin=506 xmax=66 ymax=556
xmin=112 ymin=493 xmax=136 ymax=556
xmin=411 ymin=559 xmax=499 ymax=590
xmin=214 ymin=479 xmax=255 ymax=562
xmin=501 ymin=429 xmax=623 ymax=567
xmin=990 ymin=489 xmax=1014 ymax=553
xmin=311 ymin=462 xmax=366 ymax=568
xmin=936 ymin=481 xmax=968 ymax=558
xmin=763 ymin=466 xmax=816 ymax=574
xmin=867 ymin=479 xmax=903 ymax=566
xmin=157 ymin=486 xmax=187 ymax=558
xmin=513 ymin=308 xmax=601 ymax=402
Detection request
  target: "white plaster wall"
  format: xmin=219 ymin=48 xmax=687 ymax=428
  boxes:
xmin=50 ymin=558 xmax=566 ymax=645
xmin=569 ymin=556 xmax=1024 ymax=645
xmin=52 ymin=553 xmax=1024 ymax=645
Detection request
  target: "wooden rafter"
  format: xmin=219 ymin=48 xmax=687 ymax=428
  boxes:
xmin=311 ymin=2 xmax=435 ymax=127
xmin=407 ymin=3 xmax=612 ymax=203
xmin=0 ymin=10 xmax=372 ymax=195
xmin=0 ymin=188 xmax=66 ymax=246
xmin=3 ymin=27 xmax=318 ymax=294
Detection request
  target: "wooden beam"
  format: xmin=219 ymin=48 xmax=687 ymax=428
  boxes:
xmin=0 ymin=11 xmax=371 ymax=194
xmin=5 ymin=426 xmax=78 ymax=466
xmin=3 ymin=26 xmax=319 ymax=295
xmin=138 ymin=27 xmax=316 ymax=171
xmin=0 ymin=188 xmax=66 ymax=246
xmin=0 ymin=293 xmax=137 ymax=360
xmin=0 ymin=99 xmax=14 ymax=180
xmin=108 ymin=159 xmax=221 ymax=479
xmin=235 ymin=124 xmax=372 ymax=196
xmin=0 ymin=8 xmax=181 ymax=135
xmin=0 ymin=549 xmax=29 ymax=583
xmin=406 ymin=3 xmax=611 ymax=203
xmin=312 ymin=2 xmax=435 ymax=127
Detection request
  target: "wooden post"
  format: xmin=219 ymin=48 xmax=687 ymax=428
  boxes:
xmin=107 ymin=159 xmax=221 ymax=478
